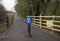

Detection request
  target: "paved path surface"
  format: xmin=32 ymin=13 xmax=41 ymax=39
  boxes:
xmin=0 ymin=15 xmax=60 ymax=41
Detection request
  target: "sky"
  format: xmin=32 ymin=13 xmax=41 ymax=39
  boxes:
xmin=1 ymin=0 xmax=16 ymax=12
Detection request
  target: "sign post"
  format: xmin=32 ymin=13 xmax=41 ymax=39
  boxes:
xmin=25 ymin=17 xmax=32 ymax=37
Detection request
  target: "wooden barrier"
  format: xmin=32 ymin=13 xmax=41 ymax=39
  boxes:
xmin=0 ymin=17 xmax=9 ymax=28
xmin=27 ymin=15 xmax=60 ymax=32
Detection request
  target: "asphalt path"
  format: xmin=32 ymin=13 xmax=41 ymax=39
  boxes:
xmin=0 ymin=14 xmax=59 ymax=41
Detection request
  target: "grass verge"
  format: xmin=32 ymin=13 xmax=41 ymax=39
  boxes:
xmin=0 ymin=13 xmax=14 ymax=34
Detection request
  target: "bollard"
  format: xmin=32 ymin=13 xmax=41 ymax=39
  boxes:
xmin=25 ymin=17 xmax=32 ymax=37
xmin=28 ymin=23 xmax=31 ymax=37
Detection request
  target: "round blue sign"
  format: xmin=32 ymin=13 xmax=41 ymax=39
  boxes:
xmin=25 ymin=17 xmax=32 ymax=23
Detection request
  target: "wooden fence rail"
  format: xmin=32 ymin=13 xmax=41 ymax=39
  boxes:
xmin=27 ymin=15 xmax=60 ymax=33
xmin=0 ymin=17 xmax=9 ymax=28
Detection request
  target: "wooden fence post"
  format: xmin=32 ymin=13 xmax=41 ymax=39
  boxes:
xmin=52 ymin=15 xmax=54 ymax=33
xmin=34 ymin=16 xmax=35 ymax=24
xmin=40 ymin=15 xmax=41 ymax=29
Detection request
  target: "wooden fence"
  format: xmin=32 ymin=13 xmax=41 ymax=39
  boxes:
xmin=0 ymin=17 xmax=9 ymax=28
xmin=27 ymin=15 xmax=60 ymax=33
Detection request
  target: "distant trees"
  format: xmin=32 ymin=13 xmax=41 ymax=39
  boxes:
xmin=15 ymin=0 xmax=59 ymax=18
xmin=40 ymin=0 xmax=58 ymax=16
xmin=15 ymin=0 xmax=41 ymax=18
xmin=15 ymin=0 xmax=28 ymax=18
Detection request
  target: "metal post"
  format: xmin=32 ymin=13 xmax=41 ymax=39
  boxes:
xmin=26 ymin=17 xmax=32 ymax=37
xmin=28 ymin=23 xmax=31 ymax=37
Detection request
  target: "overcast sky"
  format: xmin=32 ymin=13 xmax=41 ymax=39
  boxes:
xmin=1 ymin=0 xmax=16 ymax=12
